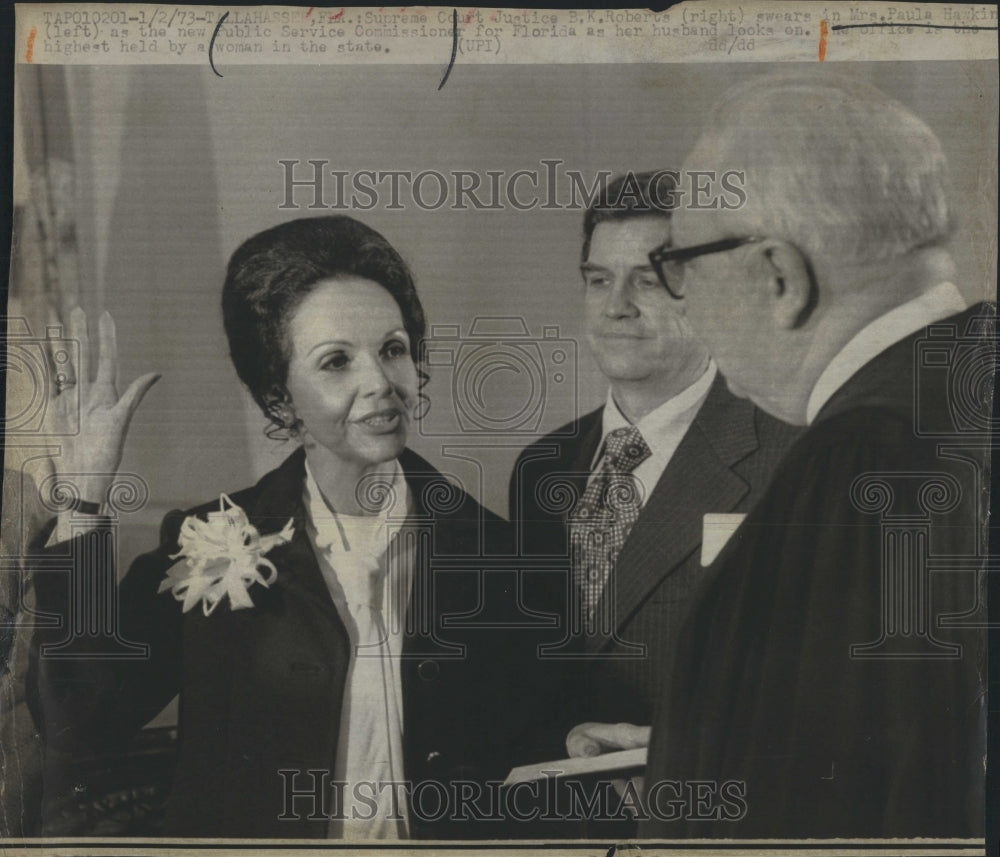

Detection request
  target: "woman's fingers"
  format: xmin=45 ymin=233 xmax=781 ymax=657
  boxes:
xmin=41 ymin=308 xmax=83 ymax=436
xmin=38 ymin=309 xmax=160 ymax=495
xmin=94 ymin=310 xmax=119 ymax=392
xmin=66 ymin=306 xmax=88 ymax=388
xmin=54 ymin=306 xmax=87 ymax=400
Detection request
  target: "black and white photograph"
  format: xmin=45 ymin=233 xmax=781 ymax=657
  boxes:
xmin=1 ymin=3 xmax=997 ymax=853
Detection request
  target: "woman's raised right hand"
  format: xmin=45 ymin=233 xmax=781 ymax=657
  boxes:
xmin=41 ymin=307 xmax=161 ymax=507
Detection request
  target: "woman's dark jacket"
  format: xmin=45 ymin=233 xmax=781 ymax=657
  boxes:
xmin=28 ymin=447 xmax=515 ymax=838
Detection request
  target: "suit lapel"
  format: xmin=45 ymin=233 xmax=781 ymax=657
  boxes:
xmin=243 ymin=447 xmax=350 ymax=644
xmin=591 ymin=378 xmax=759 ymax=649
xmin=398 ymin=448 xmax=438 ymax=660
xmin=243 ymin=447 xmax=477 ymax=663
xmin=396 ymin=447 xmax=480 ymax=660
xmin=562 ymin=410 xmax=605 ymax=519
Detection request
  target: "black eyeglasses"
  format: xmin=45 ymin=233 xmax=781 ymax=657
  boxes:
xmin=648 ymin=236 xmax=764 ymax=299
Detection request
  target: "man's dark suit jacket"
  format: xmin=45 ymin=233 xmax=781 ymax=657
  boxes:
xmin=507 ymin=375 xmax=801 ymax=766
xmin=642 ymin=304 xmax=991 ymax=838
xmin=28 ymin=446 xmax=511 ymax=838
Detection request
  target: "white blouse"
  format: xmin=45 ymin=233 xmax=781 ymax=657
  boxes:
xmin=302 ymin=460 xmax=413 ymax=840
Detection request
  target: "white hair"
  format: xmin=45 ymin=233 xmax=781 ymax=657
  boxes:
xmin=686 ymin=72 xmax=954 ymax=266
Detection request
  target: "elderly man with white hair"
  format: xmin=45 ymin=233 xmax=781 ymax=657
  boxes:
xmin=640 ymin=73 xmax=990 ymax=838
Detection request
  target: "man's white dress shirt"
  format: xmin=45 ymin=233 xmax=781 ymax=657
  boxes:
xmin=592 ymin=360 xmax=718 ymax=504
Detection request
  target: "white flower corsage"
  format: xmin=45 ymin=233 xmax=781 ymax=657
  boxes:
xmin=158 ymin=494 xmax=294 ymax=616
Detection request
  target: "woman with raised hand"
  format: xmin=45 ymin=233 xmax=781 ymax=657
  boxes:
xmin=28 ymin=216 xmax=510 ymax=839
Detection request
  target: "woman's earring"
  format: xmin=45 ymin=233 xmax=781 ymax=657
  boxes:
xmin=268 ymin=402 xmax=296 ymax=430
xmin=413 ymin=390 xmax=431 ymax=421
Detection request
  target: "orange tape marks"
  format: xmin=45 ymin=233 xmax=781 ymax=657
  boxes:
xmin=819 ymin=19 xmax=828 ymax=60
xmin=26 ymin=26 xmax=37 ymax=62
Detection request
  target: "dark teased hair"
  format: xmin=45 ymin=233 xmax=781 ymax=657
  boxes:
xmin=221 ymin=216 xmax=426 ymax=430
xmin=581 ymin=170 xmax=679 ymax=262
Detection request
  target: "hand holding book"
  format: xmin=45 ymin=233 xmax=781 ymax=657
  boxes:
xmin=565 ymin=722 xmax=650 ymax=758
xmin=504 ymin=722 xmax=650 ymax=788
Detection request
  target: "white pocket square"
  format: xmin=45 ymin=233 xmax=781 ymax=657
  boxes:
xmin=700 ymin=513 xmax=747 ymax=567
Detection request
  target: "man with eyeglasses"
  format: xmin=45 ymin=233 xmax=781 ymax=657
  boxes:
xmin=641 ymin=74 xmax=990 ymax=838
xmin=506 ymin=171 xmax=798 ymax=834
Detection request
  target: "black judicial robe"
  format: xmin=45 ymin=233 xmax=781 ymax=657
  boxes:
xmin=641 ymin=303 xmax=991 ymax=838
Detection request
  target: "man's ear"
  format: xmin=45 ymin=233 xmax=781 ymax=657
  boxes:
xmin=759 ymin=240 xmax=814 ymax=329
